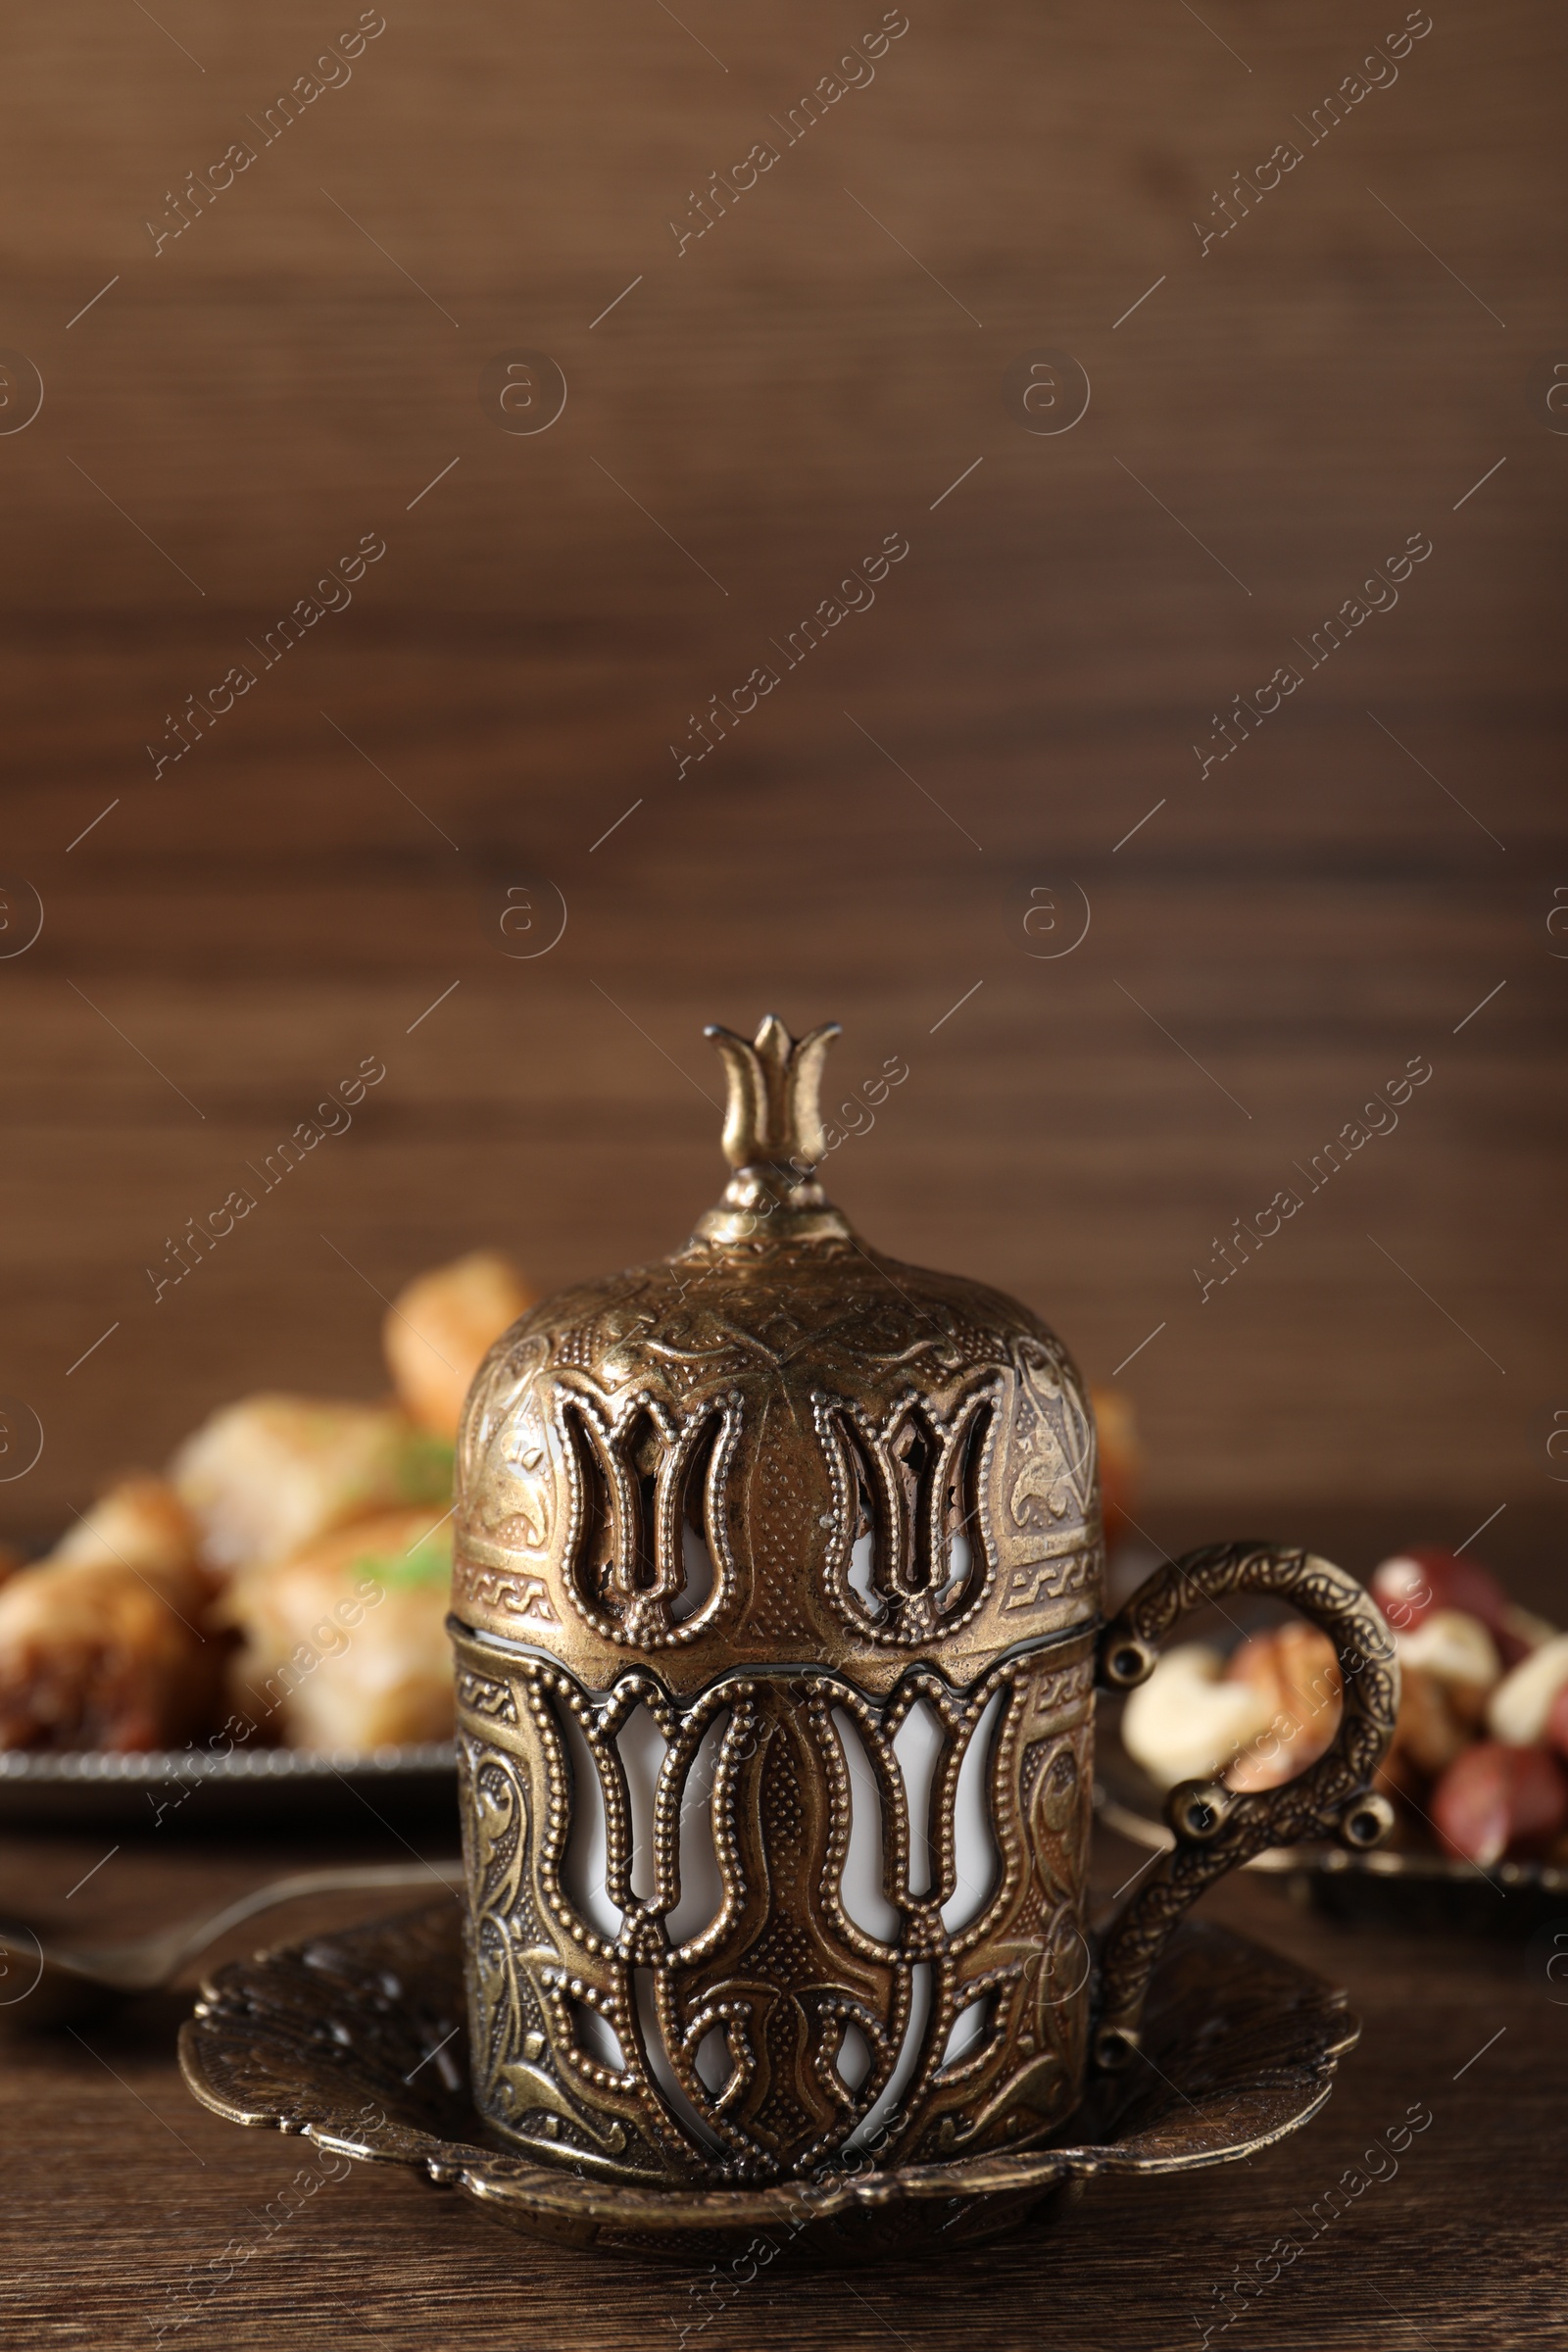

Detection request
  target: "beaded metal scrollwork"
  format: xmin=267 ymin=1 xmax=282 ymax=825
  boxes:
xmin=1094 ymin=1542 xmax=1399 ymax=2065
xmin=553 ymin=1386 xmax=742 ymax=1649
xmin=454 ymin=1625 xmax=1097 ymax=2184
xmin=449 ymin=1020 xmax=1396 ymax=2190
xmin=816 ymin=1382 xmax=1000 ymax=1644
xmin=451 ymin=1020 xmax=1106 ymax=1703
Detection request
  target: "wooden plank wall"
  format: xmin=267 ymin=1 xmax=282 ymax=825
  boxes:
xmin=0 ymin=0 xmax=1562 ymax=1592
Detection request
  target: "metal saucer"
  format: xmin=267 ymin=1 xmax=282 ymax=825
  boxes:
xmin=179 ymin=1903 xmax=1358 ymax=2262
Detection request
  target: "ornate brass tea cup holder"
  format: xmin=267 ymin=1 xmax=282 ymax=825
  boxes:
xmin=178 ymin=1901 xmax=1359 ymax=2261
xmin=177 ymin=1012 xmax=1389 ymax=2258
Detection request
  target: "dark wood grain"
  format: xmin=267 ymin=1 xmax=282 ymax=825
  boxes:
xmin=0 ymin=0 xmax=1563 ymax=2337
xmin=2 ymin=0 xmax=1564 ymax=1556
xmin=0 ymin=1822 xmax=1563 ymax=2351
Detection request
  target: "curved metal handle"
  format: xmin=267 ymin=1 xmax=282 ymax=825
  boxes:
xmin=1092 ymin=1541 xmax=1399 ymax=2069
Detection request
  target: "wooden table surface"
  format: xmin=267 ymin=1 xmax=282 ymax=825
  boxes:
xmin=1 ymin=1809 xmax=1563 ymax=2351
xmin=1 ymin=0 xmax=1564 ymax=2340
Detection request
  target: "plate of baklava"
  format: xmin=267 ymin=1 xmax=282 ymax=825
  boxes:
xmin=0 ymin=1252 xmax=535 ymax=1825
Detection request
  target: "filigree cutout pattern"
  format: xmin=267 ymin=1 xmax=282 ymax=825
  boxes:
xmin=452 ymin=1227 xmax=1104 ymax=1700
xmin=179 ymin=1906 xmax=1363 ymax=2262
xmin=439 ymin=1019 xmax=1395 ymax=2203
xmin=818 ymin=1386 xmax=999 ymax=1644
xmin=554 ymin=1390 xmax=739 ymax=1648
xmin=453 ymin=1622 xmax=1097 ymax=2184
xmin=1094 ymin=1542 xmax=1399 ymax=2062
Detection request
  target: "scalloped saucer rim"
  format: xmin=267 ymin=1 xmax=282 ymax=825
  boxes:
xmin=178 ymin=1903 xmax=1358 ymax=2259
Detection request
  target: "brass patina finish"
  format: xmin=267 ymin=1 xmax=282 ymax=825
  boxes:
xmin=179 ymin=1905 xmax=1363 ymax=2261
xmin=449 ymin=1018 xmax=1396 ymax=2192
xmin=453 ymin=1015 xmax=1101 ymax=1686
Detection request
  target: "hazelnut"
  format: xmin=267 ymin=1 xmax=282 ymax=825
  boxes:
xmin=1431 ymin=1739 xmax=1568 ymax=1868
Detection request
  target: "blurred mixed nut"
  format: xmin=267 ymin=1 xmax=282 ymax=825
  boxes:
xmin=1121 ymin=1544 xmax=1568 ymax=1869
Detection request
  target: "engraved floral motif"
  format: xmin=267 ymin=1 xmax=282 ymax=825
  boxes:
xmin=452 ymin=1624 xmax=1096 ymax=2185
xmin=1094 ymin=1542 xmax=1400 ymax=2060
xmin=452 ymin=1224 xmax=1103 ymax=1699
xmin=441 ymin=1022 xmax=1391 ymax=2202
xmin=815 ymin=1382 xmax=1000 ymax=1645
xmin=178 ymin=1905 xmax=1363 ymax=2262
